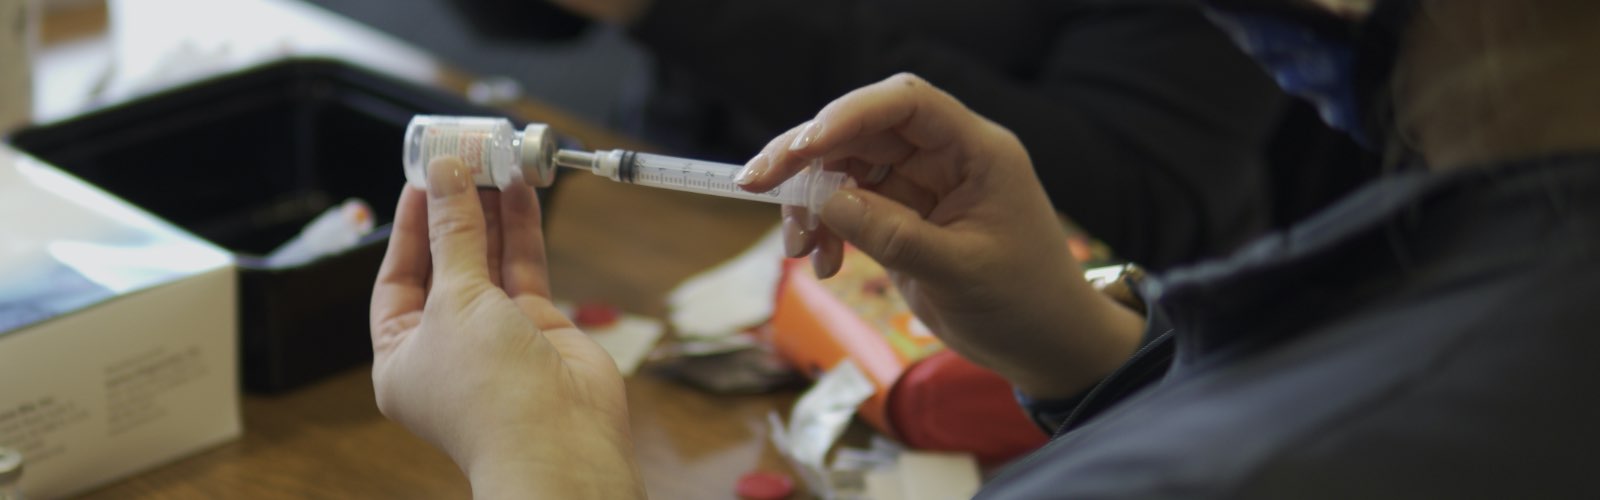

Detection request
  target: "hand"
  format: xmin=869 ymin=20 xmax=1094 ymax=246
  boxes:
xmin=738 ymin=74 xmax=1146 ymax=399
xmin=369 ymin=158 xmax=644 ymax=498
xmin=546 ymin=0 xmax=653 ymax=24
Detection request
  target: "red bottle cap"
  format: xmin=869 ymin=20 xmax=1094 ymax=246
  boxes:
xmin=736 ymin=471 xmax=795 ymax=500
xmin=573 ymin=302 xmax=621 ymax=328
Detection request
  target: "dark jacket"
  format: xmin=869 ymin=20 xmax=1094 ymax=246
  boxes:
xmin=626 ymin=0 xmax=1358 ymax=270
xmin=991 ymin=156 xmax=1600 ymax=498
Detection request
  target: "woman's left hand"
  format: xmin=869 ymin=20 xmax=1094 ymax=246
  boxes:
xmin=369 ymin=157 xmax=644 ymax=498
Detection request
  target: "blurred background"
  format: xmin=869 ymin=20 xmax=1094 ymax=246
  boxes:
xmin=303 ymin=0 xmax=648 ymax=127
xmin=28 ymin=0 xmax=651 ymax=127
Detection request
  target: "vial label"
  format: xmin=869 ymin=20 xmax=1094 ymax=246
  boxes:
xmin=421 ymin=127 xmax=496 ymax=186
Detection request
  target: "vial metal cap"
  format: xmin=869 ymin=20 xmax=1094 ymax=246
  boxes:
xmin=0 ymin=446 xmax=22 ymax=482
xmin=518 ymin=123 xmax=558 ymax=188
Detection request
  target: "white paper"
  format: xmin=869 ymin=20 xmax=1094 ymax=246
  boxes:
xmin=895 ymin=451 xmax=981 ymax=500
xmin=587 ymin=315 xmax=664 ymax=377
xmin=667 ymin=225 xmax=786 ymax=339
xmin=552 ymin=301 xmax=665 ymax=377
xmin=864 ymin=469 xmax=905 ymax=500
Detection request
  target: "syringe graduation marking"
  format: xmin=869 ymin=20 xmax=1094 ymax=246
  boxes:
xmin=588 ymin=149 xmax=818 ymax=206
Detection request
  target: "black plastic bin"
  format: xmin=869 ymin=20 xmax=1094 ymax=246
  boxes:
xmin=8 ymin=58 xmax=543 ymax=393
xmin=445 ymin=0 xmax=592 ymax=41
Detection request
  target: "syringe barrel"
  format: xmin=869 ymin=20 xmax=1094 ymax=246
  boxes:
xmin=779 ymin=160 xmax=853 ymax=213
xmin=610 ymin=151 xmax=848 ymax=212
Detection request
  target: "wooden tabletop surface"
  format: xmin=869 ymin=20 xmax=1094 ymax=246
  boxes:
xmin=83 ymin=174 xmax=797 ymax=499
xmin=41 ymin=3 xmax=803 ymax=498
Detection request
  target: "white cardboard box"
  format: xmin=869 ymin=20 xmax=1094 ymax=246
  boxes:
xmin=0 ymin=144 xmax=240 ymax=498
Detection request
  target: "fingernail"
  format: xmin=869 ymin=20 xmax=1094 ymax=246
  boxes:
xmin=736 ymin=154 xmax=769 ymax=186
xmin=789 ymin=121 xmax=819 ymax=151
xmin=783 ymin=214 xmax=810 ymax=258
xmin=819 ymin=190 xmax=867 ymax=235
xmin=427 ymin=157 xmax=469 ymax=198
xmin=865 ymin=164 xmax=891 ymax=186
xmin=784 ymin=225 xmax=812 ymax=258
xmin=813 ymin=246 xmax=841 ymax=279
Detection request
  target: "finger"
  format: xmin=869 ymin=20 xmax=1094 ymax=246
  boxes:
xmin=812 ymin=229 xmax=844 ymax=279
xmin=825 ymin=135 xmax=918 ymax=171
xmin=807 ymin=73 xmax=969 ymax=153
xmin=743 ymin=124 xmax=913 ymax=193
xmin=871 ymin=179 xmax=939 ymax=218
xmin=425 ymin=157 xmax=493 ymax=288
xmin=737 ymin=121 xmax=811 ymax=192
xmin=480 ymin=190 xmax=503 ymax=289
xmin=863 ymin=164 xmax=892 ymax=186
xmin=782 ymin=205 xmax=818 ymax=258
xmin=371 ymin=186 xmax=430 ymax=353
xmin=754 ymin=73 xmax=969 ymax=191
xmin=829 ymin=158 xmax=938 ymax=217
xmin=830 ymin=158 xmax=886 ymax=187
xmin=817 ymin=187 xmax=957 ymax=279
xmin=500 ymin=180 xmax=553 ymax=298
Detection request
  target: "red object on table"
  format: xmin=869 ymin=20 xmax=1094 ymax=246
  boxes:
xmin=736 ymin=471 xmax=795 ymax=500
xmin=769 ymin=248 xmax=1048 ymax=465
xmin=888 ymin=350 xmax=1049 ymax=463
xmin=573 ymin=302 xmax=620 ymax=328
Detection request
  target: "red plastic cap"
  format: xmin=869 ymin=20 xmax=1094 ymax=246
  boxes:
xmin=573 ymin=302 xmax=620 ymax=328
xmin=736 ymin=471 xmax=795 ymax=500
xmin=886 ymin=350 xmax=1050 ymax=465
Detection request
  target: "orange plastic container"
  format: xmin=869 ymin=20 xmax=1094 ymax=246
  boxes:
xmin=769 ymin=248 xmax=1047 ymax=464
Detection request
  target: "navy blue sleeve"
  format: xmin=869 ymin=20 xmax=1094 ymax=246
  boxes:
xmin=1016 ymin=274 xmax=1176 ymax=435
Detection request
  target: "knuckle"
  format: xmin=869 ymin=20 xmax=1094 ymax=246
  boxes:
xmin=962 ymin=121 xmax=1026 ymax=168
xmin=427 ymin=212 xmax=479 ymax=246
xmin=985 ymin=120 xmax=1024 ymax=148
xmin=891 ymin=72 xmax=926 ymax=88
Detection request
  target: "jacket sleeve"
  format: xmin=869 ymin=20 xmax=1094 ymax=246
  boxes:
xmin=630 ymin=0 xmax=1287 ymax=270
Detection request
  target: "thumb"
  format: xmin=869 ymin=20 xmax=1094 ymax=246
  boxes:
xmin=818 ymin=188 xmax=954 ymax=279
xmin=425 ymin=157 xmax=492 ymax=287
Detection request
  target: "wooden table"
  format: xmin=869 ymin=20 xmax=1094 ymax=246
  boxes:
xmin=41 ymin=3 xmax=801 ymax=498
xmin=84 ymin=175 xmax=797 ymax=499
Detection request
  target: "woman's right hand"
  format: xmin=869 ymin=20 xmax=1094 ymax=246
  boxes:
xmin=737 ymin=74 xmax=1146 ymax=399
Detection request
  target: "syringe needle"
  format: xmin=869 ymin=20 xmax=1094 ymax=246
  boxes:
xmin=554 ymin=149 xmax=596 ymax=171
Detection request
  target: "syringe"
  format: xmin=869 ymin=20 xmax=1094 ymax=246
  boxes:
xmin=551 ymin=149 xmax=849 ymax=212
xmin=403 ymin=115 xmax=848 ymax=212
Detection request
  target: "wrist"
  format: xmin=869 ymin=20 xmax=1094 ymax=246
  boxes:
xmin=463 ymin=421 xmax=643 ymax=499
xmin=1003 ymin=285 xmax=1147 ymax=400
